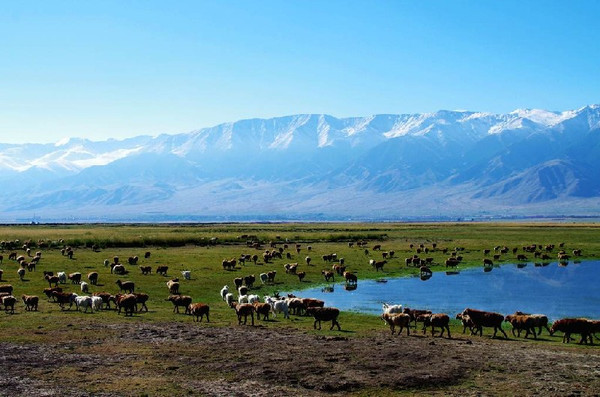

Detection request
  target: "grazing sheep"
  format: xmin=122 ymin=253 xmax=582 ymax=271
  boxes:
xmin=259 ymin=273 xmax=268 ymax=284
xmin=52 ymin=291 xmax=75 ymax=310
xmin=168 ymin=295 xmax=192 ymax=314
xmin=80 ymin=281 xmax=89 ymax=294
xmin=115 ymin=280 xmax=135 ymax=293
xmin=238 ymin=294 xmax=249 ymax=304
xmin=224 ymin=293 xmax=234 ymax=306
xmin=343 ymin=271 xmax=357 ymax=284
xmin=43 ymin=287 xmax=62 ymax=301
xmin=144 ymin=251 xmax=151 ymax=259
xmin=133 ymin=293 xmax=149 ymax=312
xmin=550 ymin=318 xmax=593 ymax=344
xmin=45 ymin=275 xmax=60 ymax=287
xmin=181 ymin=270 xmax=191 ymax=280
xmin=116 ymin=294 xmax=137 ymax=317
xmin=297 ymin=271 xmax=306 ymax=282
xmin=167 ymin=279 xmax=180 ymax=294
xmin=92 ymin=292 xmax=115 ymax=309
xmin=156 ymin=265 xmax=169 ymax=276
xmin=238 ymin=286 xmax=248 ymax=296
xmin=87 ymin=272 xmax=99 ymax=285
xmin=243 ymin=275 xmax=255 ymax=288
xmin=267 ymin=271 xmax=276 ymax=283
xmin=306 ymin=307 xmax=341 ymax=330
xmin=2 ymin=295 xmax=17 ymax=314
xmin=321 ymin=270 xmax=335 ymax=282
xmin=21 ymin=294 xmax=39 ymax=311
xmin=103 ymin=259 xmax=110 ymax=267
xmin=112 ymin=264 xmax=126 ymax=275
xmin=68 ymin=272 xmax=82 ymax=284
xmin=140 ymin=266 xmax=152 ymax=275
xmin=188 ymin=303 xmax=210 ymax=322
xmin=305 ymin=256 xmax=311 ymax=266
xmin=220 ymin=285 xmax=229 ymax=301
xmin=17 ymin=268 xmax=26 ymax=281
xmin=247 ymin=294 xmax=260 ymax=304
xmin=382 ymin=312 xmax=411 ymax=335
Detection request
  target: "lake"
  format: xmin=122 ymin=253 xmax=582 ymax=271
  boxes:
xmin=288 ymin=261 xmax=600 ymax=321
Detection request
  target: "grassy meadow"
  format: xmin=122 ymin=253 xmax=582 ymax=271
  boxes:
xmin=1 ymin=222 xmax=600 ymax=342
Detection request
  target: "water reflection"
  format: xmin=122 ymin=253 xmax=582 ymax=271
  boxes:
xmin=321 ymin=286 xmax=334 ymax=293
xmin=344 ymin=284 xmax=357 ymax=291
xmin=287 ymin=261 xmax=600 ymax=321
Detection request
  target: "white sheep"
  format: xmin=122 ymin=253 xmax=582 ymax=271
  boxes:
xmin=103 ymin=259 xmax=110 ymax=267
xmin=247 ymin=294 xmax=260 ymax=304
xmin=382 ymin=303 xmax=403 ymax=314
xmin=91 ymin=296 xmax=103 ymax=311
xmin=238 ymin=294 xmax=249 ymax=304
xmin=224 ymin=292 xmax=234 ymax=306
xmin=369 ymin=259 xmax=375 ymax=266
xmin=57 ymin=272 xmax=67 ymax=284
xmin=220 ymin=285 xmax=229 ymax=301
xmin=265 ymin=296 xmax=289 ymax=319
xmin=181 ymin=270 xmax=191 ymax=280
xmin=75 ymin=295 xmax=93 ymax=313
xmin=259 ymin=273 xmax=268 ymax=284
xmin=17 ymin=268 xmax=25 ymax=281
xmin=80 ymin=281 xmax=89 ymax=294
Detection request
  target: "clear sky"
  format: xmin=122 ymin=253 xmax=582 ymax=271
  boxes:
xmin=1 ymin=1 xmax=599 ymax=144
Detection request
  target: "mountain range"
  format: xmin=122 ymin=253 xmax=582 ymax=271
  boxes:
xmin=2 ymin=105 xmax=600 ymax=222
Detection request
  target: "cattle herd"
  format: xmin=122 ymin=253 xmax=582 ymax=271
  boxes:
xmin=0 ymin=237 xmax=597 ymax=347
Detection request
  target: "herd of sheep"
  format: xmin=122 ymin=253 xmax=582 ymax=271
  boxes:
xmin=0 ymin=237 xmax=597 ymax=346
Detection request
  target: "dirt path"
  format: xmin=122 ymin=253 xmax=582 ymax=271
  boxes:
xmin=1 ymin=322 xmax=600 ymax=396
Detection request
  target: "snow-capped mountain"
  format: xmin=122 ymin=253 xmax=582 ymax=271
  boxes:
xmin=2 ymin=105 xmax=600 ymax=221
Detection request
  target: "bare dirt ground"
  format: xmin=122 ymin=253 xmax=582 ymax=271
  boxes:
xmin=1 ymin=321 xmax=600 ymax=396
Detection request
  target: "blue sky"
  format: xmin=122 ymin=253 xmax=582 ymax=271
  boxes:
xmin=1 ymin=1 xmax=598 ymax=144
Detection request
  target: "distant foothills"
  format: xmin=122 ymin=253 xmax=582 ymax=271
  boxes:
xmin=1 ymin=105 xmax=599 ymax=223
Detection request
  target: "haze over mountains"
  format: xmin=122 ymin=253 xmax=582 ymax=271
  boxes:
xmin=2 ymin=105 xmax=600 ymax=222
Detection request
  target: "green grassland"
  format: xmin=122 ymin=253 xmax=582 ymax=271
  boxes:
xmin=1 ymin=222 xmax=599 ymax=341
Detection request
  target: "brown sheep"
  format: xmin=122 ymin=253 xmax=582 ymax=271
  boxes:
xmin=505 ymin=314 xmax=538 ymax=339
xmin=140 ymin=266 xmax=152 ymax=275
xmin=305 ymin=307 xmax=341 ymax=330
xmin=168 ymin=295 xmax=192 ymax=314
xmin=133 ymin=292 xmax=149 ymax=312
xmin=115 ymin=280 xmax=135 ymax=293
xmin=43 ymin=287 xmax=62 ymax=301
xmin=116 ymin=294 xmax=137 ymax=317
xmin=167 ymin=279 xmax=180 ymax=295
xmin=45 ymin=275 xmax=59 ymax=288
xmin=156 ymin=265 xmax=169 ymax=276
xmin=22 ymin=294 xmax=39 ymax=311
xmin=321 ymin=270 xmax=335 ymax=282
xmin=343 ymin=271 xmax=357 ymax=284
xmin=253 ymin=302 xmax=271 ymax=320
xmin=550 ymin=318 xmax=593 ymax=344
xmin=233 ymin=303 xmax=255 ymax=325
xmin=68 ymin=272 xmax=82 ymax=284
xmin=93 ymin=292 xmax=115 ymax=309
xmin=514 ymin=311 xmax=551 ymax=335
xmin=297 ymin=271 xmax=306 ymax=282
xmin=422 ymin=313 xmax=451 ymax=338
xmin=456 ymin=313 xmax=476 ymax=334
xmin=267 ymin=270 xmax=276 ymax=283
xmin=372 ymin=260 xmax=386 ymax=272
xmin=52 ymin=291 xmax=75 ymax=310
xmin=461 ymin=308 xmax=507 ymax=338
xmin=188 ymin=303 xmax=210 ymax=322
xmin=381 ymin=312 xmax=410 ymax=336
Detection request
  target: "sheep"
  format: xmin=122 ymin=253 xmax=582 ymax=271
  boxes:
xmin=233 ymin=303 xmax=255 ymax=325
xmin=301 ymin=298 xmax=325 ymax=315
xmin=305 ymin=256 xmax=312 ymax=266
xmin=2 ymin=295 xmax=17 ymax=314
xmin=133 ymin=292 xmax=149 ymax=312
xmin=382 ymin=303 xmax=403 ymax=314
xmin=456 ymin=313 xmax=476 ymax=334
xmin=57 ymin=272 xmax=67 ymax=284
xmin=505 ymin=314 xmax=538 ymax=339
xmin=52 ymin=291 xmax=75 ymax=310
xmin=259 ymin=273 xmax=268 ymax=284
xmin=93 ymin=292 xmax=115 ymax=309
xmin=267 ymin=270 xmax=276 ymax=283
xmin=265 ymin=296 xmax=289 ymax=319
xmin=188 ymin=303 xmax=210 ymax=322
xmin=550 ymin=318 xmax=593 ymax=344
xmin=43 ymin=274 xmax=59 ymax=287
xmin=287 ymin=297 xmax=304 ymax=315
xmin=234 ymin=277 xmax=243 ymax=289
xmin=284 ymin=263 xmax=298 ymax=274
xmin=112 ymin=264 xmax=126 ymax=275
xmin=244 ymin=275 xmax=255 ymax=288
xmin=80 ymin=281 xmax=89 ymax=294
xmin=372 ymin=260 xmax=386 ymax=271
xmin=254 ymin=302 xmax=272 ymax=320
xmin=43 ymin=287 xmax=62 ymax=301
xmin=75 ymin=296 xmax=93 ymax=313
xmin=247 ymin=294 xmax=260 ymax=304
xmin=422 ymin=313 xmax=451 ymax=338
xmin=343 ymin=271 xmax=357 ymax=284
xmin=91 ymin=296 xmax=104 ymax=311
xmin=167 ymin=295 xmax=192 ymax=314
xmin=87 ymin=272 xmax=98 ymax=285
xmin=297 ymin=271 xmax=306 ymax=282
xmin=238 ymin=286 xmax=248 ymax=296
xmin=140 ymin=266 xmax=152 ymax=275
xmin=21 ymin=294 xmax=39 ymax=311
xmin=17 ymin=268 xmax=25 ymax=281
xmin=238 ymin=294 xmax=249 ymax=304
xmin=220 ymin=285 xmax=229 ymax=301
xmin=167 ymin=279 xmax=180 ymax=295
xmin=103 ymin=259 xmax=110 ymax=267
xmin=181 ymin=270 xmax=191 ymax=280
xmin=403 ymin=308 xmax=433 ymax=328
xmin=461 ymin=308 xmax=507 ymax=338
xmin=321 ymin=270 xmax=335 ymax=282
xmin=382 ymin=312 xmax=411 ymax=335
xmin=0 ymin=269 xmax=3 ymax=281
xmin=514 ymin=311 xmax=551 ymax=335
xmin=116 ymin=294 xmax=137 ymax=316
xmin=306 ymin=307 xmax=341 ymax=330
xmin=68 ymin=272 xmax=82 ymax=284
xmin=156 ymin=265 xmax=169 ymax=276
xmin=115 ymin=280 xmax=135 ymax=293
xmin=144 ymin=251 xmax=151 ymax=259
xmin=224 ymin=293 xmax=234 ymax=306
